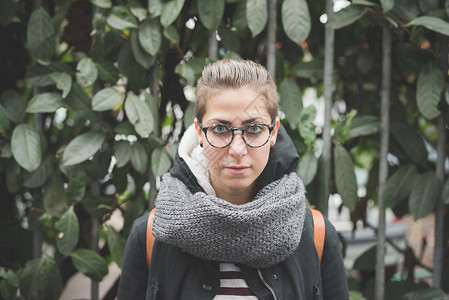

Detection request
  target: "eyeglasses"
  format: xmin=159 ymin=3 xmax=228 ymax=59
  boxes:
xmin=198 ymin=122 xmax=275 ymax=148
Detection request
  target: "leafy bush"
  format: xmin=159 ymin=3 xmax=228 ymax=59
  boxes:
xmin=0 ymin=0 xmax=448 ymax=298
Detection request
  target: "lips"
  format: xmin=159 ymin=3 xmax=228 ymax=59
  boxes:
xmin=225 ymin=165 xmax=250 ymax=174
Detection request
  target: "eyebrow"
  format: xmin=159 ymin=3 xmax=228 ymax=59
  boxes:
xmin=209 ymin=118 xmax=262 ymax=125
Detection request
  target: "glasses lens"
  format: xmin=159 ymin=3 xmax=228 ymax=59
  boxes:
xmin=243 ymin=125 xmax=270 ymax=147
xmin=206 ymin=125 xmax=233 ymax=147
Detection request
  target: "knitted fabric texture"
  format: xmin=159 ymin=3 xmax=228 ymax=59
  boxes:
xmin=153 ymin=172 xmax=307 ymax=268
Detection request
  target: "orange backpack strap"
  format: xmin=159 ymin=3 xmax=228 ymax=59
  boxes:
xmin=309 ymin=208 xmax=325 ymax=262
xmin=146 ymin=208 xmax=156 ymax=270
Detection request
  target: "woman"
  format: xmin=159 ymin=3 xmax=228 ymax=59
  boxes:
xmin=117 ymin=59 xmax=348 ymax=299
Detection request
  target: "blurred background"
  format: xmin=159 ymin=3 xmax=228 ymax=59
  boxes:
xmin=0 ymin=0 xmax=448 ymax=299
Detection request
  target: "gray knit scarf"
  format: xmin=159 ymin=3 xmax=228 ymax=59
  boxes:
xmin=153 ymin=172 xmax=307 ymax=268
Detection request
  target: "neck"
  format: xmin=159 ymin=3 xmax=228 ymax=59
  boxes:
xmin=214 ymin=186 xmax=253 ymax=205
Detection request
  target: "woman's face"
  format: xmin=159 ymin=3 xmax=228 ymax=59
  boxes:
xmin=195 ymin=86 xmax=279 ymax=203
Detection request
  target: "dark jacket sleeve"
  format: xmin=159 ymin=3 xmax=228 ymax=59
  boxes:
xmin=117 ymin=213 xmax=150 ymax=300
xmin=321 ymin=217 xmax=349 ymax=300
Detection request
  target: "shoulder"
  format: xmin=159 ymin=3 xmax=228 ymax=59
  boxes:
xmin=127 ymin=212 xmax=150 ymax=246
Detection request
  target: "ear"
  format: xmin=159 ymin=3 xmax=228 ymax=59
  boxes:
xmin=194 ymin=118 xmax=203 ymax=145
xmin=269 ymin=118 xmax=280 ymax=147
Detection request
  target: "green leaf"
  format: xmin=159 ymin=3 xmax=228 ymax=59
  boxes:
xmin=380 ymin=0 xmax=394 ymax=12
xmin=390 ymin=122 xmax=428 ymax=169
xmin=349 ymin=290 xmax=367 ymax=300
xmin=326 ymin=5 xmax=366 ymax=29
xmin=65 ymin=179 xmax=85 ymax=205
xmin=50 ymin=72 xmax=72 ymax=98
xmin=352 ymin=0 xmax=376 ymax=5
xmin=335 ymin=110 xmax=358 ymax=143
xmin=280 ymin=79 xmax=303 ymax=126
xmin=92 ymin=88 xmax=124 ymax=111
xmin=246 ymin=0 xmax=267 ymax=37
xmin=145 ymin=92 xmax=159 ymax=128
xmin=383 ymin=164 xmax=418 ymax=208
xmin=55 ymin=207 xmax=79 ymax=255
xmin=90 ymin=0 xmax=112 ymax=8
xmin=296 ymin=151 xmax=318 ymax=186
xmin=25 ymin=64 xmax=54 ymax=87
xmin=402 ymin=287 xmax=446 ymax=300
xmin=298 ymin=106 xmax=316 ymax=147
xmin=96 ymin=61 xmax=120 ymax=85
xmin=76 ymin=58 xmax=98 ymax=87
xmin=118 ymin=41 xmax=148 ymax=91
xmin=71 ymin=249 xmax=108 ymax=282
xmin=149 ymin=0 xmax=162 ymax=17
xmin=198 ymin=0 xmax=225 ymax=30
xmin=106 ymin=6 xmax=138 ymax=30
xmin=19 ymin=258 xmax=63 ymax=300
xmin=130 ymin=30 xmax=156 ymax=69
xmin=281 ymin=0 xmax=311 ymax=46
xmin=416 ymin=63 xmax=444 ymax=120
xmin=43 ymin=173 xmax=66 ymax=217
xmin=60 ymin=160 xmax=98 ymax=186
xmin=64 ymin=83 xmax=99 ymax=122
xmin=346 ymin=115 xmax=380 ymax=139
xmin=161 ymin=0 xmax=185 ymax=27
xmin=124 ymin=94 xmax=154 ymax=138
xmin=23 ymin=157 xmax=52 ymax=188
xmin=114 ymin=122 xmax=137 ymax=136
xmin=409 ymin=172 xmax=440 ymax=220
xmin=0 ymin=104 xmax=10 ymax=134
xmin=138 ymin=18 xmax=161 ymax=56
xmin=113 ymin=141 xmax=132 ymax=168
xmin=353 ymin=245 xmax=376 ymax=271
xmin=105 ymin=226 xmax=125 ymax=267
xmin=409 ymin=16 xmax=449 ymax=35
xmin=183 ymin=102 xmax=194 ymax=128
xmin=291 ymin=60 xmax=324 ymax=79
xmin=131 ymin=142 xmax=148 ymax=174
xmin=0 ymin=271 xmax=18 ymax=300
xmin=0 ymin=90 xmax=26 ymax=123
xmin=163 ymin=25 xmax=180 ymax=45
xmin=151 ymin=147 xmax=172 ymax=177
xmin=27 ymin=7 xmax=55 ymax=61
xmin=219 ymin=27 xmax=241 ymax=52
xmin=129 ymin=0 xmax=147 ymax=21
xmin=26 ymin=92 xmax=63 ymax=113
xmin=334 ymin=144 xmax=358 ymax=211
xmin=11 ymin=124 xmax=42 ymax=172
xmin=232 ymin=0 xmax=248 ymax=31
xmin=175 ymin=63 xmax=195 ymax=86
xmin=62 ymin=131 xmax=106 ymax=166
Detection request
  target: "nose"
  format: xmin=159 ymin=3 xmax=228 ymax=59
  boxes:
xmin=228 ymin=132 xmax=247 ymax=157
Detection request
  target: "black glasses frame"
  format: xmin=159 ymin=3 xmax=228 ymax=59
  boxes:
xmin=198 ymin=122 xmax=275 ymax=148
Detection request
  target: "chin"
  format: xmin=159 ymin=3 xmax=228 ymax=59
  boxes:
xmin=223 ymin=178 xmax=256 ymax=191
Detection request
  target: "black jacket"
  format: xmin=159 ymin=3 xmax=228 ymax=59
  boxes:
xmin=118 ymin=124 xmax=349 ymax=299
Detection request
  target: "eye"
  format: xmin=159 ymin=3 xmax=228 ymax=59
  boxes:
xmin=211 ymin=124 xmax=229 ymax=135
xmin=246 ymin=125 xmax=263 ymax=134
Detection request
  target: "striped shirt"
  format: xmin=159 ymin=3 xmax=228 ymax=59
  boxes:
xmin=213 ymin=263 xmax=258 ymax=299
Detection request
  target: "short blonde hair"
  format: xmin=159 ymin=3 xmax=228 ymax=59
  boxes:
xmin=195 ymin=59 xmax=278 ymax=123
